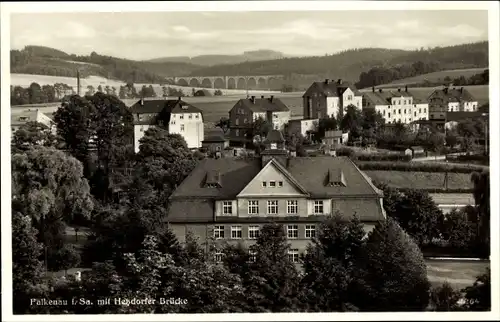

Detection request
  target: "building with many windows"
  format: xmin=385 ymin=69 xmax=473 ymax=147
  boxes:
xmin=302 ymin=79 xmax=363 ymax=120
xmin=131 ymin=98 xmax=204 ymax=152
xmin=427 ymin=86 xmax=478 ymax=120
xmin=228 ymin=95 xmax=291 ymax=145
xmin=362 ymin=86 xmax=429 ymax=124
xmin=166 ymin=130 xmax=386 ymax=263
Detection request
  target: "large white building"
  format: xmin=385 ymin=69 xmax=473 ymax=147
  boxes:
xmin=131 ymin=98 xmax=204 ymax=152
xmin=362 ymin=87 xmax=429 ymax=124
xmin=302 ymin=79 xmax=363 ymax=120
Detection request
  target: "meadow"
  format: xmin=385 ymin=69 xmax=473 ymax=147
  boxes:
xmin=377 ymin=68 xmax=487 ymax=88
xmin=364 ymin=170 xmax=474 ymax=190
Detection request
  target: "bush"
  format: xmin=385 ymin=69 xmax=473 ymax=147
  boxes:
xmin=335 ymin=147 xmax=356 ymax=158
xmin=355 ymin=161 xmax=487 ymax=173
xmin=429 ymin=282 xmax=463 ymax=311
xmin=214 ymin=89 xmax=223 ymax=96
xmin=357 ymin=153 xmax=412 ymax=162
xmin=446 ymin=154 xmax=489 ymax=163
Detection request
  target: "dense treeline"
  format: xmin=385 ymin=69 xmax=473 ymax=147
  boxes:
xmin=190 ymin=42 xmax=488 ymax=81
xmin=11 ymin=47 xmax=201 ymax=83
xmin=11 ymin=82 xmax=74 ymax=105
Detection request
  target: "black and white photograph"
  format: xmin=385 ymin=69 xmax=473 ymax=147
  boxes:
xmin=1 ymin=1 xmax=499 ymax=321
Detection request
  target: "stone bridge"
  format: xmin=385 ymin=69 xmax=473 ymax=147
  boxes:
xmin=170 ymin=75 xmax=285 ymax=90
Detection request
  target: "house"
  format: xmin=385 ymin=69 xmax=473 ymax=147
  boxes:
xmin=202 ymin=132 xmax=229 ymax=156
xmin=428 ymin=87 xmax=478 ymax=120
xmin=166 ymin=130 xmax=386 ymax=263
xmin=362 ymin=86 xmax=429 ymax=124
xmin=322 ymin=130 xmax=343 ymax=150
xmin=10 ymin=109 xmax=55 ymax=134
xmin=130 ymin=98 xmax=204 ymax=152
xmin=302 ymin=79 xmax=362 ymax=120
xmin=287 ymin=118 xmax=318 ymax=138
xmin=228 ymin=95 xmax=291 ymax=144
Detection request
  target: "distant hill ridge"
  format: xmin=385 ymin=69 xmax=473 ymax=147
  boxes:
xmin=11 ymin=41 xmax=488 ymax=89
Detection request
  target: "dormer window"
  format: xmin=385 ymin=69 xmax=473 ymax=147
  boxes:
xmin=269 ymin=181 xmax=276 ymax=187
xmin=205 ymin=170 xmax=221 ymax=188
xmin=327 ymin=169 xmax=347 ymax=187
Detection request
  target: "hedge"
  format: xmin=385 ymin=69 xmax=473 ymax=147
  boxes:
xmin=357 ymin=154 xmax=412 ymax=162
xmin=355 ymin=161 xmax=488 ymax=173
xmin=446 ymin=154 xmax=489 ymax=162
xmin=391 ymin=187 xmax=475 ymax=193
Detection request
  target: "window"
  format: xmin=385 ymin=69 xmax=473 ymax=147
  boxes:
xmin=262 ymin=181 xmax=267 ymax=187
xmin=235 ymin=129 xmax=239 ymax=136
xmin=171 ymin=121 xmax=176 ymax=125
xmin=180 ymin=124 xmax=185 ymax=132
xmin=404 ymin=109 xmax=406 ymax=114
xmin=188 ymin=114 xmax=192 ymax=119
xmin=419 ymin=108 xmax=421 ymax=113
xmin=231 ymin=226 xmax=242 ymax=239
xmin=287 ymin=225 xmax=298 ymax=239
xmin=305 ymin=225 xmax=316 ymax=238
xmin=270 ymin=143 xmax=277 ymax=149
xmin=314 ymin=200 xmax=324 ymax=214
xmin=244 ymin=118 xmax=248 ymax=124
xmin=195 ymin=114 xmax=199 ymax=118
xmin=248 ymin=226 xmax=260 ymax=239
xmin=278 ymin=181 xmax=283 ymax=187
xmin=222 ymin=201 xmax=232 ymax=215
xmin=214 ymin=251 xmax=223 ymax=263
xmin=388 ymin=113 xmax=391 ymax=118
xmin=140 ymin=126 xmax=144 ymax=132
xmin=424 ymin=108 xmax=427 ymax=113
xmin=269 ymin=181 xmax=276 ymax=187
xmin=287 ymin=200 xmax=298 ymax=214
xmin=180 ymin=115 xmax=184 ymax=119
xmin=398 ymin=109 xmax=401 ymax=114
xmin=214 ymin=226 xmax=225 ymax=239
xmin=383 ymin=110 xmax=386 ymax=116
xmin=235 ymin=119 xmax=239 ymax=125
xmin=288 ymin=249 xmax=299 ymax=263
xmin=273 ymin=114 xmax=278 ymax=118
xmin=248 ymin=250 xmax=257 ymax=262
xmin=267 ymin=200 xmax=278 ymax=214
xmin=414 ymin=112 xmax=417 ymax=117
xmin=248 ymin=200 xmax=259 ymax=215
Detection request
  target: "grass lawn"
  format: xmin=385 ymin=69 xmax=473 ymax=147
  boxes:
xmin=425 ymin=259 xmax=488 ymax=290
xmin=364 ymin=170 xmax=473 ymax=190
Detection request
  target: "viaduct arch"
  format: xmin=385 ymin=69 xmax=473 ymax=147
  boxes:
xmin=170 ymin=75 xmax=285 ymax=90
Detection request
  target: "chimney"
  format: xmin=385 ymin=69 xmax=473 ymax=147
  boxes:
xmin=398 ymin=88 xmax=401 ymax=92
xmin=266 ymin=110 xmax=273 ymax=123
xmin=270 ymin=95 xmax=274 ymax=102
xmin=324 ymin=79 xmax=329 ymax=84
xmin=140 ymin=98 xmax=144 ymax=106
xmin=379 ymin=88 xmax=382 ymax=93
xmin=460 ymin=87 xmax=464 ymax=93
xmin=372 ymin=86 xmax=375 ymax=93
xmin=443 ymin=87 xmax=448 ymax=94
xmin=251 ymin=96 xmax=256 ymax=103
xmin=261 ymin=95 xmax=264 ymax=99
xmin=405 ymin=85 xmax=408 ymax=92
xmin=178 ymin=96 xmax=181 ymax=101
xmin=76 ymin=70 xmax=81 ymax=96
xmin=337 ymin=79 xmax=342 ymax=84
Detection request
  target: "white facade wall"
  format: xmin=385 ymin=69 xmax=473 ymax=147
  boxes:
xmin=169 ymin=112 xmax=204 ymax=149
xmin=448 ymin=102 xmax=460 ymax=112
xmin=342 ymin=88 xmax=363 ymax=110
xmin=326 ymin=97 xmax=340 ymax=118
xmin=374 ymin=103 xmax=428 ymax=124
xmin=463 ymin=101 xmax=479 ymax=112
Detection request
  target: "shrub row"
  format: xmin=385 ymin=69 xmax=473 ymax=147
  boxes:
xmin=335 ymin=147 xmax=412 ymax=162
xmin=421 ymin=244 xmax=486 ymax=259
xmin=446 ymin=154 xmax=489 ymax=162
xmin=395 ymin=187 xmax=475 ymax=194
xmin=355 ymin=161 xmax=488 ymax=173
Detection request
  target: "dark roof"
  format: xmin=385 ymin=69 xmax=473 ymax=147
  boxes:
xmin=168 ymin=156 xmax=385 ymax=223
xmin=264 ymin=129 xmax=285 ymax=143
xmin=235 ymin=97 xmax=289 ymax=113
xmin=303 ymin=80 xmax=361 ymax=98
xmin=202 ymin=134 xmax=227 ymax=143
xmin=428 ymin=87 xmax=476 ymax=102
xmin=446 ymin=111 xmax=484 ymax=122
xmin=363 ymin=89 xmax=426 ymax=106
xmin=130 ymin=99 xmax=203 ymax=115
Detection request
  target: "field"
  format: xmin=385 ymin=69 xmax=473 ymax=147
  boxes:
xmin=377 ymin=68 xmax=487 ymax=87
xmin=426 ymin=259 xmax=488 ymax=289
xmin=364 ymin=170 xmax=474 ymax=190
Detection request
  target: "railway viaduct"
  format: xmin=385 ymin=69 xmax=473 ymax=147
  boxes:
xmin=169 ymin=75 xmax=285 ymax=90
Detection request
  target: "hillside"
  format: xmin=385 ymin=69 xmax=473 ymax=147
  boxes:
xmin=377 ymin=68 xmax=487 ymax=87
xmin=147 ymin=49 xmax=289 ymax=66
xmin=11 ymin=46 xmax=202 ymax=83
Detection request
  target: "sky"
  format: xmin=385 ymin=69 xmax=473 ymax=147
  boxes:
xmin=10 ymin=10 xmax=488 ymax=61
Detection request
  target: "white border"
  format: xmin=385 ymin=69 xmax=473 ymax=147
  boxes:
xmin=1 ymin=1 xmax=499 ymax=321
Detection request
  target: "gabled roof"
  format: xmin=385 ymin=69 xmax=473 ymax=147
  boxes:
xmin=363 ymin=89 xmax=425 ymax=106
xmin=303 ymin=80 xmax=361 ymax=98
xmin=428 ymin=87 xmax=476 ymax=103
xmin=234 ymin=97 xmax=289 ymax=113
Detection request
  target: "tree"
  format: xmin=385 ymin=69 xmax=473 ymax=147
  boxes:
xmin=429 ymin=282 xmax=462 ymax=311
xmin=245 ymin=223 xmax=301 ymax=312
xmin=247 ymin=116 xmax=271 ymax=141
xmin=118 ymin=86 xmax=126 ymax=99
xmin=28 ymin=82 xmax=47 ymax=104
xmin=85 ymin=85 xmax=95 ymax=96
xmin=11 ymin=121 xmax=59 ymax=153
xmin=215 ymin=117 xmax=230 ymax=134
xmin=380 ymin=186 xmax=444 ymax=246
xmin=97 ymin=85 xmax=103 ymax=93
xmin=214 ymin=89 xmax=223 ymax=96
xmin=300 ymin=214 xmax=365 ymax=311
xmin=340 ymin=105 xmax=363 ymax=141
xmin=471 ymin=171 xmax=490 ymax=257
xmin=11 ymin=147 xmax=94 ymax=269
xmin=439 ymin=208 xmax=476 ymax=251
xmin=12 ymin=212 xmax=46 ymax=314
xmin=353 ymin=218 xmax=431 ymax=311
xmin=111 ymin=86 xmax=117 ymax=96
xmin=11 ymin=86 xmax=30 ymax=105
xmin=42 ymin=84 xmax=56 ymax=102
xmin=52 ymin=244 xmax=81 ymax=274
xmin=313 ymin=116 xmax=338 ymax=142
xmin=462 ymin=267 xmax=490 ymax=311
